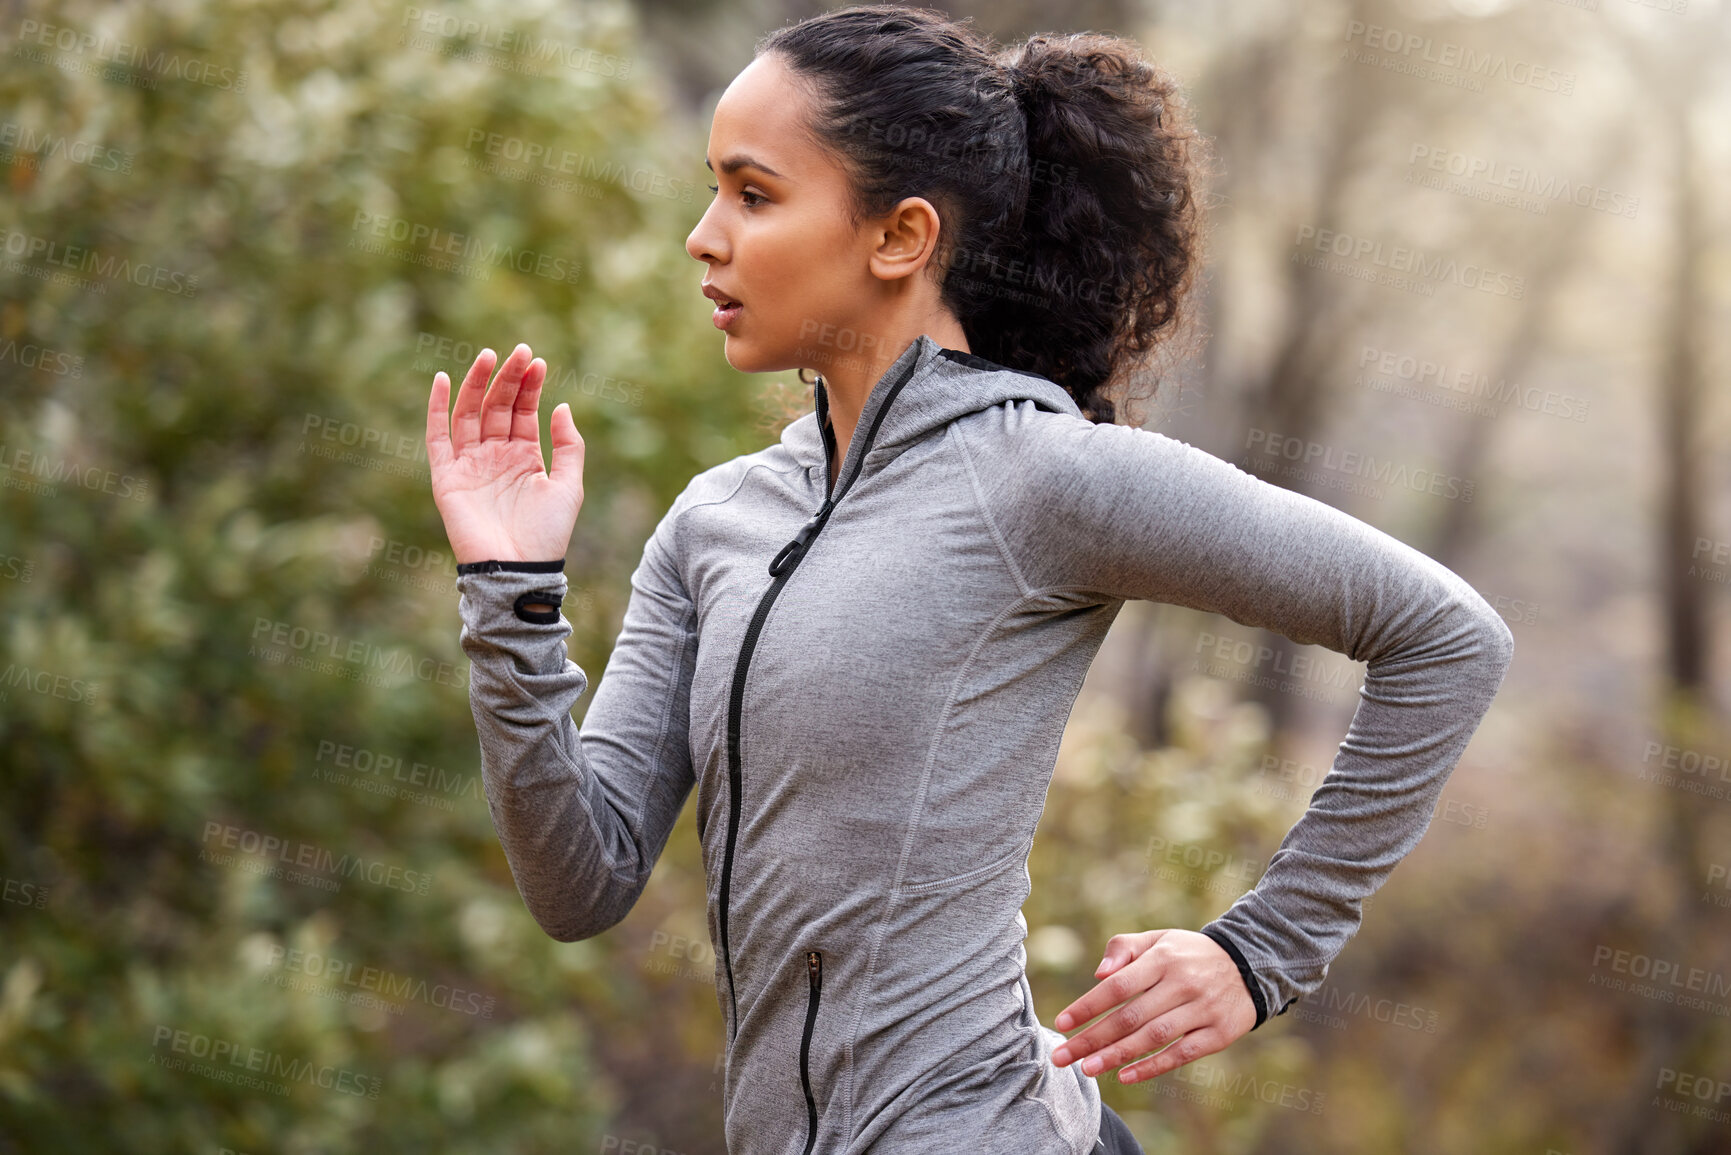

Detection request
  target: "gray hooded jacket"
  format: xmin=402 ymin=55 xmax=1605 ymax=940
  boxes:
xmin=454 ymin=333 xmax=1515 ymax=1153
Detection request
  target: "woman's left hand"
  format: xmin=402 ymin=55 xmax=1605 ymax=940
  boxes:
xmin=1048 ymin=928 xmax=1259 ymax=1083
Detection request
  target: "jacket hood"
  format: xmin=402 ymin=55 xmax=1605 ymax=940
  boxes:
xmin=779 ymin=333 xmax=1084 ymax=493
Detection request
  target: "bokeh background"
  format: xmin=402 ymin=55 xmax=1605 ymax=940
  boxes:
xmin=2 ymin=0 xmax=1729 ymax=1151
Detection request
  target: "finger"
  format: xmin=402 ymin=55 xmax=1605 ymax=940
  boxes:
xmin=426 ymin=371 xmax=452 ymax=469
xmin=1051 ymin=963 xmax=1177 ymax=1069
xmin=1054 ymin=931 xmax=1164 ymax=1031
xmin=509 ymin=357 xmax=547 ymax=444
xmin=451 ymin=347 xmax=497 ymax=453
xmin=480 ymin=343 xmax=533 ymax=442
xmin=1075 ymin=1000 xmax=1208 ymax=1081
xmin=1118 ymin=1025 xmax=1226 ymax=1084
xmin=548 ymin=402 xmax=586 ymax=491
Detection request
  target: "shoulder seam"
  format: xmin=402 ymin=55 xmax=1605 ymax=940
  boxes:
xmin=950 ymin=413 xmax=1033 ymax=600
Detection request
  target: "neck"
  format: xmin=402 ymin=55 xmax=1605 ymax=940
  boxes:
xmin=817 ymin=312 xmax=970 ymax=479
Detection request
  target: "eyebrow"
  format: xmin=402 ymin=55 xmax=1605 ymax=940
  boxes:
xmin=705 ymin=154 xmax=785 ymax=179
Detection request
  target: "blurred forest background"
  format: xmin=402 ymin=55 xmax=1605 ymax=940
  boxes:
xmin=1 ymin=0 xmax=1728 ymax=1151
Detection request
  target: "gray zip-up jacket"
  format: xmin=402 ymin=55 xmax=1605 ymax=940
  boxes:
xmin=454 ymin=333 xmax=1515 ymax=1154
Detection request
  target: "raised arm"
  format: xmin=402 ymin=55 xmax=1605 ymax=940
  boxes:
xmin=428 ymin=343 xmax=699 ymax=942
xmin=454 ymin=515 xmax=699 ymax=943
xmin=963 ymin=405 xmax=1513 ymax=1061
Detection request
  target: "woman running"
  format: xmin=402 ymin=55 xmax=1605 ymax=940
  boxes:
xmin=425 ymin=7 xmax=1515 ymax=1153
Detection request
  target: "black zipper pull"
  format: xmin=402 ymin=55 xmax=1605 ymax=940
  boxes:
xmin=769 ymin=497 xmax=834 ymax=577
xmin=807 ymin=950 xmax=822 ymax=990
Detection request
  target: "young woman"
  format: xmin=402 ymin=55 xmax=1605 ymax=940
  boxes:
xmin=425 ymin=7 xmax=1514 ymax=1153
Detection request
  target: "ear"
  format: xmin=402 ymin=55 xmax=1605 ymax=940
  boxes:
xmin=866 ymin=196 xmax=943 ymax=284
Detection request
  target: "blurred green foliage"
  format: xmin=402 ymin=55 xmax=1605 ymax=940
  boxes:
xmin=0 ymin=4 xmax=1311 ymax=1149
xmin=0 ymin=0 xmax=768 ymax=1149
xmin=6 ymin=1 xmax=1726 ymax=1154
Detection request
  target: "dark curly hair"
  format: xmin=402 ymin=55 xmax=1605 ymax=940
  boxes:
xmin=758 ymin=4 xmax=1212 ymax=425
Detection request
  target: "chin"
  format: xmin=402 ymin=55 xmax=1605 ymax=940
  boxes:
xmin=722 ymin=338 xmax=795 ymax=376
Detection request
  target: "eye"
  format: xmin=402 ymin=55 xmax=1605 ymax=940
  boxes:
xmin=706 ymin=183 xmax=767 ymax=208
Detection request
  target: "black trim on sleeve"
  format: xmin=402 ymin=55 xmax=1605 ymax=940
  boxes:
xmin=1200 ymin=926 xmax=1269 ymax=1030
xmin=455 ymin=558 xmax=566 ymax=575
xmin=512 ymin=589 xmax=564 ymax=624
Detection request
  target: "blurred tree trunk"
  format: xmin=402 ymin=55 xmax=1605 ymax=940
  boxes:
xmin=1427 ymin=121 xmax=1639 ymax=571
xmin=1231 ymin=0 xmax=1380 ymax=736
xmin=1609 ymin=12 xmax=1726 ymax=1154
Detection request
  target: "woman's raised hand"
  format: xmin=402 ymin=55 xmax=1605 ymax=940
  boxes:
xmin=426 ymin=343 xmax=585 ymax=565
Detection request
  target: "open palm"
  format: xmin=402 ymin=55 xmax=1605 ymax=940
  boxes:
xmin=426 ymin=343 xmax=585 ymax=565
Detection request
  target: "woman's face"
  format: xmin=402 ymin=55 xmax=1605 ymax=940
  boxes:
xmin=685 ymin=53 xmax=899 ymax=374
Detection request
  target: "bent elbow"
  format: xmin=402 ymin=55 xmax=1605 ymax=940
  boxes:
xmin=1466 ymin=600 xmax=1516 ymax=689
xmin=529 ymin=881 xmax=639 ymax=944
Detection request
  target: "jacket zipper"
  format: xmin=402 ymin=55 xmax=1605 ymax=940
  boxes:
xmin=716 ymin=358 xmax=920 ymax=1045
xmin=800 ymin=949 xmax=824 ymax=1154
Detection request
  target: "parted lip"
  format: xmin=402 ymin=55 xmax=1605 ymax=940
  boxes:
xmin=701 ymin=281 xmax=742 ymax=306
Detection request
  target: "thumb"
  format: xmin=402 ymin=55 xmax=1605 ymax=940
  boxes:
xmin=548 ymin=403 xmax=585 ymax=488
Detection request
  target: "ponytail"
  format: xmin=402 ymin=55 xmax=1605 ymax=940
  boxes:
xmin=758 ymin=6 xmax=1212 ymax=424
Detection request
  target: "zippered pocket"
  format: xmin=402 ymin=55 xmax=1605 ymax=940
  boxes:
xmin=799 ymin=949 xmax=824 ymax=1155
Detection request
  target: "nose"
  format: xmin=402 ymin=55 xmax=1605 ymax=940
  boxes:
xmin=685 ymin=199 xmax=726 ymax=266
